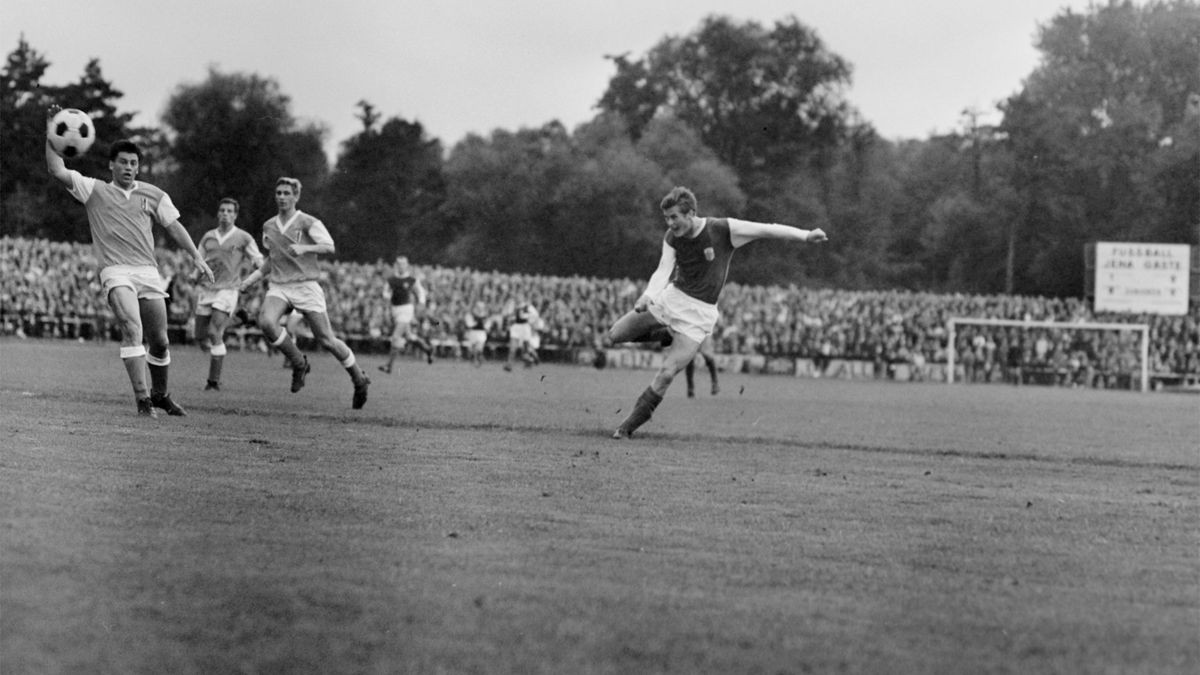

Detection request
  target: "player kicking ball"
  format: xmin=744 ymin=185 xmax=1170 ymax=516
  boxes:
xmin=609 ymin=186 xmax=826 ymax=439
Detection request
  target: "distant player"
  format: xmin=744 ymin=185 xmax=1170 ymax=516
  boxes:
xmin=609 ymin=186 xmax=826 ymax=439
xmin=194 ymin=198 xmax=263 ymax=391
xmin=462 ymin=300 xmax=495 ymax=367
xmin=379 ymin=256 xmax=434 ymax=373
xmin=684 ymin=334 xmax=720 ymax=398
xmin=503 ymin=294 xmax=540 ymax=371
xmin=45 ymin=129 xmax=213 ymax=418
xmin=238 ymin=177 xmax=370 ymax=408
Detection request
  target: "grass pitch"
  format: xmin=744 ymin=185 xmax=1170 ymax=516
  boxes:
xmin=2 ymin=339 xmax=1197 ymax=674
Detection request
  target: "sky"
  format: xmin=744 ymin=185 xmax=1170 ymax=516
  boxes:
xmin=4 ymin=0 xmax=1096 ymax=160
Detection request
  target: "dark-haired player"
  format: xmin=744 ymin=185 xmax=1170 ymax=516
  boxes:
xmin=45 ymin=131 xmax=213 ymax=417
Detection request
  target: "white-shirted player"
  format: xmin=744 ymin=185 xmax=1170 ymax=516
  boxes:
xmin=195 ymin=198 xmax=262 ymax=391
xmin=45 ymin=130 xmax=213 ymax=418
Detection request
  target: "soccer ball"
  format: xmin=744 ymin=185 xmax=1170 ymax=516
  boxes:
xmin=48 ymin=108 xmax=96 ymax=158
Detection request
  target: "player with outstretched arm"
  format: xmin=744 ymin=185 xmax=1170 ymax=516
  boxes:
xmin=609 ymin=186 xmax=826 ymax=439
xmin=45 ymin=128 xmax=214 ymax=417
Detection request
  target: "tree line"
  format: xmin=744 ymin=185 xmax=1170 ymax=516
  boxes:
xmin=2 ymin=1 xmax=1197 ymax=297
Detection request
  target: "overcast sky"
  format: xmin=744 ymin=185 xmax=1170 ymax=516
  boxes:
xmin=4 ymin=0 xmax=1093 ymax=159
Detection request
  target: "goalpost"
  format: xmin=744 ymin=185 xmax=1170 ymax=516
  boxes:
xmin=946 ymin=317 xmax=1150 ymax=392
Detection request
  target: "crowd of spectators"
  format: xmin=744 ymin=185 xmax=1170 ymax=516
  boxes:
xmin=3 ymin=236 xmax=1198 ymax=387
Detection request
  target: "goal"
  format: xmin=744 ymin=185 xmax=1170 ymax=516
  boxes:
xmin=946 ymin=317 xmax=1150 ymax=392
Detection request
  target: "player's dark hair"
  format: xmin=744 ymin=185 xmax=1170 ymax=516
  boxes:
xmin=108 ymin=139 xmax=142 ymax=161
xmin=661 ymin=186 xmax=697 ymax=215
xmin=219 ymin=197 xmax=240 ymax=213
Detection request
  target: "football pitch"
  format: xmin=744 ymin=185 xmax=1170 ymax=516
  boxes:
xmin=2 ymin=338 xmax=1197 ymax=674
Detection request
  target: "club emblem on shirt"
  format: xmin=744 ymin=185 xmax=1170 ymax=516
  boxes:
xmin=704 ymin=247 xmax=715 ymax=261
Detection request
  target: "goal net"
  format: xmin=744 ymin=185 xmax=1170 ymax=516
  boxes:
xmin=946 ymin=317 xmax=1150 ymax=392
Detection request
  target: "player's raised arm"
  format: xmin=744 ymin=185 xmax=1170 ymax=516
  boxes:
xmin=728 ymin=219 xmax=828 ymax=248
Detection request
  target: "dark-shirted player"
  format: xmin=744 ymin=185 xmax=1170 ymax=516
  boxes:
xmin=463 ymin=300 xmax=495 ymax=367
xmin=380 ymin=256 xmax=434 ymax=373
xmin=503 ymin=295 xmax=540 ymax=371
xmin=608 ymin=186 xmax=826 ymax=439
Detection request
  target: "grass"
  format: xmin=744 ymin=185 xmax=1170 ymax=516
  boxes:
xmin=1 ymin=338 xmax=1197 ymax=674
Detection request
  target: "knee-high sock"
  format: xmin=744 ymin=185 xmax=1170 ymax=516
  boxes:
xmin=619 ymin=387 xmax=663 ymax=434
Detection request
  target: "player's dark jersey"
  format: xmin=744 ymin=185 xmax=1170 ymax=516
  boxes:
xmin=387 ymin=275 xmax=421 ymax=306
xmin=665 ymin=218 xmax=735 ymax=305
xmin=510 ymin=304 xmax=536 ymax=325
xmin=466 ymin=312 xmax=489 ymax=331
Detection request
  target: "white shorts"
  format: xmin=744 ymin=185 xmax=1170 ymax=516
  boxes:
xmin=464 ymin=329 xmax=488 ymax=350
xmin=390 ymin=304 xmax=415 ymax=330
xmin=195 ymin=288 xmax=240 ymax=316
xmin=100 ymin=265 xmax=168 ymax=300
xmin=508 ymin=323 xmax=533 ymax=342
xmin=266 ymin=280 xmax=327 ymax=314
xmin=647 ymin=284 xmax=719 ymax=344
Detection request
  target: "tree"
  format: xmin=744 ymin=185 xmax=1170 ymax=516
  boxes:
xmin=0 ymin=38 xmax=140 ymax=240
xmin=324 ymin=101 xmax=447 ymax=263
xmin=160 ymin=68 xmax=328 ymax=239
xmin=599 ymin=15 xmax=855 ymax=186
xmin=1000 ymin=0 xmax=1200 ymax=296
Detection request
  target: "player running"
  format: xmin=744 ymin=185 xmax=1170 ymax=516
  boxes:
xmin=609 ymin=186 xmax=826 ymax=439
xmin=238 ymin=177 xmax=371 ymax=409
xmin=194 ymin=198 xmax=263 ymax=391
xmin=379 ymin=256 xmax=434 ymax=373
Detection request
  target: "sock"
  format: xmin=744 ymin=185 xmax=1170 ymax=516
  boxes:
xmin=208 ymin=355 xmax=224 ymax=384
xmin=619 ymin=387 xmax=663 ymax=434
xmin=146 ymin=350 xmax=170 ymax=396
xmin=685 ymin=361 xmax=696 ymax=391
xmin=272 ymin=330 xmax=304 ymax=368
xmin=148 ymin=363 xmax=168 ymax=396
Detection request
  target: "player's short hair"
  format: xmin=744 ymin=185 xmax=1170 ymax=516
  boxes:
xmin=219 ymin=197 xmax=239 ymax=213
xmin=660 ymin=186 xmax=697 ymax=215
xmin=276 ymin=177 xmax=302 ymax=196
xmin=109 ymin=139 xmax=142 ymax=161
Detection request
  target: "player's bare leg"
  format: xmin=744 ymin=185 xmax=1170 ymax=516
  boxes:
xmin=305 ymin=310 xmax=370 ymax=409
xmin=613 ymin=331 xmax=701 ymax=439
xmin=109 ymin=286 xmax=153 ymax=416
xmin=698 ymin=340 xmax=719 ymax=395
xmin=608 ymin=309 xmax=667 ymax=345
xmin=203 ymin=308 xmax=230 ymax=390
xmin=258 ymin=297 xmax=309 ymax=392
xmin=141 ymin=296 xmax=186 ymax=416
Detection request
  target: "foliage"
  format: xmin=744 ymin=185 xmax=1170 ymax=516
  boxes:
xmin=0 ymin=38 xmax=141 ymax=241
xmin=159 ymin=67 xmax=329 ymax=240
xmin=599 ymin=15 xmax=855 ymax=185
xmin=999 ymin=0 xmax=1200 ymax=296
xmin=324 ymin=101 xmax=447 ymax=263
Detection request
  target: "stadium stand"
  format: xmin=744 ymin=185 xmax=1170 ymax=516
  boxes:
xmin=3 ymin=236 xmax=1197 ymax=390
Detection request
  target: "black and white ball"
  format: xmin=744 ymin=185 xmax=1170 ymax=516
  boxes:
xmin=48 ymin=108 xmax=95 ymax=159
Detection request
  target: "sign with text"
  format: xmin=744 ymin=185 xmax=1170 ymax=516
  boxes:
xmin=1094 ymin=242 xmax=1191 ymax=315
